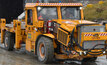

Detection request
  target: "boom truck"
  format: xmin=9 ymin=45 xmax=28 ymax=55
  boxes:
xmin=0 ymin=3 xmax=107 ymax=63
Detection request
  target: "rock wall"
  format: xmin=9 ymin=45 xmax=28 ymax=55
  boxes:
xmin=0 ymin=0 xmax=23 ymax=23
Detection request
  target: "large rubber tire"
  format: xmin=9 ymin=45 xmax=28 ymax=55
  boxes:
xmin=82 ymin=57 xmax=97 ymax=62
xmin=4 ymin=31 xmax=15 ymax=51
xmin=37 ymin=37 xmax=54 ymax=63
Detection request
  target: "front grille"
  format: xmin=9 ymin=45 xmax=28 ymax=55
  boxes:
xmin=57 ymin=28 xmax=68 ymax=45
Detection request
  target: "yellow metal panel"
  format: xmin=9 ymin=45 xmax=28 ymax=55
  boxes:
xmin=43 ymin=34 xmax=55 ymax=39
xmin=82 ymin=32 xmax=107 ymax=41
xmin=1 ymin=19 xmax=6 ymax=29
xmin=81 ymin=8 xmax=84 ymax=21
xmin=26 ymin=40 xmax=32 ymax=52
xmin=15 ymin=21 xmax=22 ymax=49
xmin=106 ymin=24 xmax=107 ymax=31
xmin=1 ymin=19 xmax=6 ymax=43
xmin=33 ymin=7 xmax=38 ymax=26
xmin=37 ymin=21 xmax=44 ymax=28
xmin=1 ymin=30 xmax=5 ymax=44
xmin=60 ymin=24 xmax=76 ymax=32
xmin=57 ymin=6 xmax=62 ymax=19
xmin=25 ymin=10 xmax=27 ymax=26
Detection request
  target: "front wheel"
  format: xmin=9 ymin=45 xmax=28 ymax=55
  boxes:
xmin=37 ymin=37 xmax=54 ymax=63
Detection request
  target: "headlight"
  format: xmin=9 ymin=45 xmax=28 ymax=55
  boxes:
xmin=103 ymin=51 xmax=106 ymax=54
xmin=83 ymin=51 xmax=87 ymax=55
xmin=79 ymin=51 xmax=82 ymax=55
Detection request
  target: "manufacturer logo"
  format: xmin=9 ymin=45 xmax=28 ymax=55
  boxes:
xmin=93 ymin=34 xmax=99 ymax=37
xmin=92 ymin=34 xmax=100 ymax=39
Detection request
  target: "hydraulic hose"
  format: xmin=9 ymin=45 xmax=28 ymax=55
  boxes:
xmin=70 ymin=27 xmax=106 ymax=56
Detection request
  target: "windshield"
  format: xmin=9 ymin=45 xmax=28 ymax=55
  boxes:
xmin=61 ymin=7 xmax=81 ymax=20
xmin=37 ymin=7 xmax=57 ymax=20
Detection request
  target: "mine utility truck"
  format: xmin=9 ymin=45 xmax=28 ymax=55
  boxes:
xmin=1 ymin=3 xmax=107 ymax=63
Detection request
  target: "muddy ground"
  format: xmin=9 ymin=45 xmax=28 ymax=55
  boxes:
xmin=0 ymin=45 xmax=107 ymax=65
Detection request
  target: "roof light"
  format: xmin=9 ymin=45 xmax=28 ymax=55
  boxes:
xmin=80 ymin=7 xmax=83 ymax=10
xmin=103 ymin=51 xmax=106 ymax=54
xmin=38 ymin=7 xmax=42 ymax=11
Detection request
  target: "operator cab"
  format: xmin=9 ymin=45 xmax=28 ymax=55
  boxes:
xmin=25 ymin=3 xmax=83 ymax=25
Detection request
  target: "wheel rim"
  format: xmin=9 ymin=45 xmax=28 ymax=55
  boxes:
xmin=5 ymin=36 xmax=8 ymax=47
xmin=39 ymin=43 xmax=45 ymax=59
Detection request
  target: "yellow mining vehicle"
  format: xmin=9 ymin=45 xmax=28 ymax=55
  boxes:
xmin=0 ymin=3 xmax=107 ymax=63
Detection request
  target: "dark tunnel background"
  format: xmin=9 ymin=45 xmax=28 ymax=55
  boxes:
xmin=0 ymin=0 xmax=24 ymax=23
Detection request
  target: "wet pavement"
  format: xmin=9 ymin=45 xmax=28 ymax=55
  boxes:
xmin=0 ymin=45 xmax=107 ymax=65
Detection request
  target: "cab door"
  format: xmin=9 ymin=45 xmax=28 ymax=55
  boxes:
xmin=26 ymin=9 xmax=34 ymax=52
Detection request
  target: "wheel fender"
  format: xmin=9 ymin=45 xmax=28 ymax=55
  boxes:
xmin=43 ymin=34 xmax=55 ymax=39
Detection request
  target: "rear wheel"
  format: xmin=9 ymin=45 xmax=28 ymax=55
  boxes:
xmin=82 ymin=57 xmax=97 ymax=62
xmin=37 ymin=37 xmax=54 ymax=63
xmin=4 ymin=31 xmax=15 ymax=51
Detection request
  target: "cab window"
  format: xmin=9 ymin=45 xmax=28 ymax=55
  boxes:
xmin=37 ymin=7 xmax=57 ymax=20
xmin=27 ymin=9 xmax=33 ymax=25
xmin=61 ymin=7 xmax=81 ymax=20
